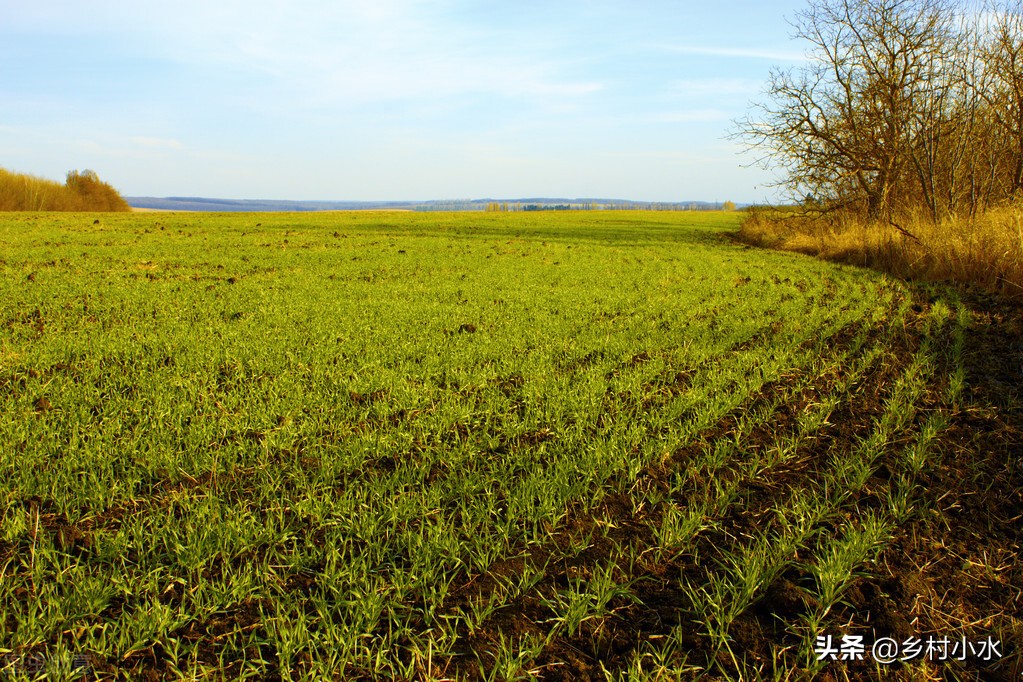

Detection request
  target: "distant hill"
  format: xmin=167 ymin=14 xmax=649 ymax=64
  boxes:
xmin=126 ymin=196 xmax=738 ymax=212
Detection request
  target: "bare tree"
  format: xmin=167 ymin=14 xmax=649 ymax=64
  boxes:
xmin=978 ymin=0 xmax=1023 ymax=196
xmin=737 ymin=0 xmax=967 ymax=223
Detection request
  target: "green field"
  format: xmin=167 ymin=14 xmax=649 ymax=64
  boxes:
xmin=0 ymin=211 xmax=1013 ymax=680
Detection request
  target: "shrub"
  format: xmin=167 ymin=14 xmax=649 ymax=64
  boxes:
xmin=0 ymin=167 xmax=130 ymax=212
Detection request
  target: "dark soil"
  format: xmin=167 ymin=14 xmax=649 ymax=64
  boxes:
xmin=423 ymin=290 xmax=1023 ymax=681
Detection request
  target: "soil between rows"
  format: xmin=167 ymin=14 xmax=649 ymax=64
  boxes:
xmin=5 ymin=292 xmax=1020 ymax=681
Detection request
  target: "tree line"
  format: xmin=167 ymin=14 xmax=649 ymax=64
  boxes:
xmin=738 ymin=0 xmax=1023 ymax=225
xmin=0 ymin=168 xmax=130 ymax=212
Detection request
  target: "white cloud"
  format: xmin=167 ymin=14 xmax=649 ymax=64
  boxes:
xmin=4 ymin=1 xmax=602 ymax=106
xmin=128 ymin=2 xmax=600 ymax=108
xmin=649 ymin=109 xmax=732 ymax=123
xmin=130 ymin=136 xmax=183 ymax=150
xmin=656 ymin=44 xmax=806 ymax=62
xmin=667 ymin=78 xmax=763 ymax=98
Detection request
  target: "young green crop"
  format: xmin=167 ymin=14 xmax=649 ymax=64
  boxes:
xmin=0 ymin=210 xmax=959 ymax=679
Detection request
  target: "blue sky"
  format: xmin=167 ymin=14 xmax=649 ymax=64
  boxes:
xmin=1 ymin=1 xmax=807 ymax=202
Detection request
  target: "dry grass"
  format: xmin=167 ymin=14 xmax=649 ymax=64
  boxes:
xmin=739 ymin=205 xmax=1023 ymax=300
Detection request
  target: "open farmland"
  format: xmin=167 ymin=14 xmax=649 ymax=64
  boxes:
xmin=0 ymin=211 xmax=1019 ymax=680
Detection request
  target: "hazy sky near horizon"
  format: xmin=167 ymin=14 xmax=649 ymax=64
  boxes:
xmin=1 ymin=1 xmax=808 ymax=203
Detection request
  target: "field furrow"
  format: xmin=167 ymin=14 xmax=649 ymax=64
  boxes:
xmin=1 ymin=211 xmax=1016 ymax=681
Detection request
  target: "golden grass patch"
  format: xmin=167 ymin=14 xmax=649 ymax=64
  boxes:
xmin=740 ymin=205 xmax=1023 ymax=300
